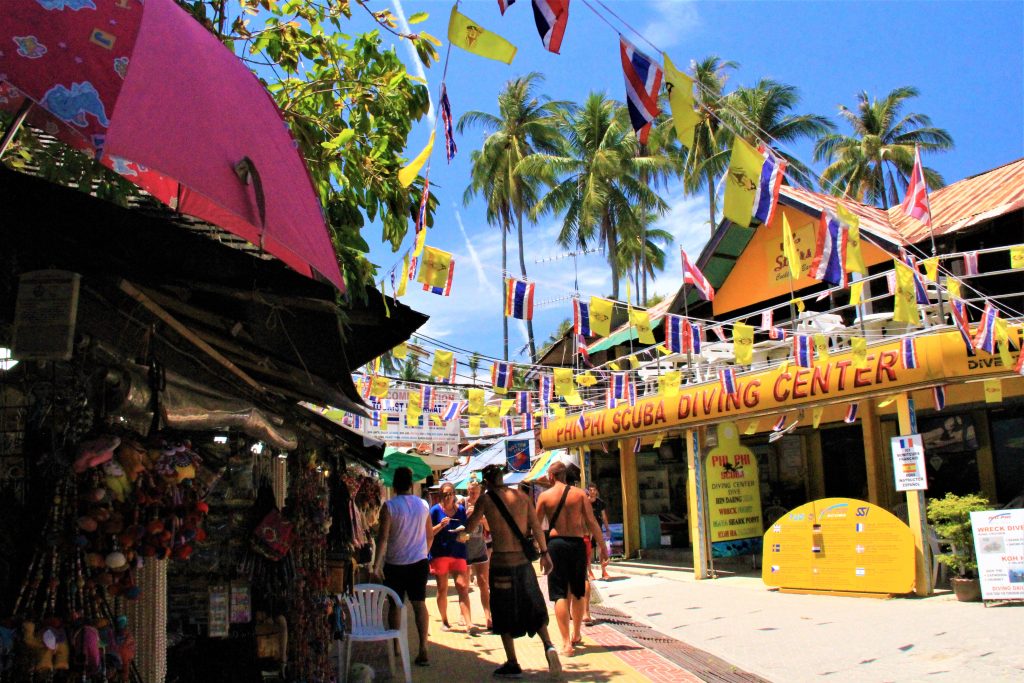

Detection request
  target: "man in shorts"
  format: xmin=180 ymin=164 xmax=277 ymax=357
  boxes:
xmin=465 ymin=465 xmax=561 ymax=679
xmin=371 ymin=467 xmax=433 ymax=667
xmin=536 ymin=461 xmax=608 ymax=656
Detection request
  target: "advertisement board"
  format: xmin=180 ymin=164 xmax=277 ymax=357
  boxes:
xmin=705 ymin=422 xmax=762 ymax=557
xmin=762 ymin=498 xmax=915 ymax=595
xmin=971 ymin=508 xmax=1024 ymax=601
xmin=890 ymin=434 xmax=928 ymax=491
xmin=505 ymin=438 xmax=533 ymax=472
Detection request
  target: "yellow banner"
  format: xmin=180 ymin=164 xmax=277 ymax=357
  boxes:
xmin=538 ymin=327 xmax=1023 ymax=449
xmin=706 ymin=423 xmax=762 ymax=550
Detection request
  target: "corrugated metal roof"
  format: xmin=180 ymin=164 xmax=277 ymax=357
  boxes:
xmin=780 ymin=186 xmax=904 ymax=245
xmin=887 ymin=157 xmax=1024 ymax=243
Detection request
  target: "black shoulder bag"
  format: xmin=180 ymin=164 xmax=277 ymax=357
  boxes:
xmin=487 ymin=489 xmax=540 ymax=562
xmin=545 ymin=485 xmax=571 ymax=544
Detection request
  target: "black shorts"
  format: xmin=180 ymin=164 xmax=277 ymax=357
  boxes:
xmin=489 ymin=562 xmax=548 ymax=638
xmin=547 ymin=536 xmax=587 ymax=602
xmin=383 ymin=559 xmax=429 ymax=603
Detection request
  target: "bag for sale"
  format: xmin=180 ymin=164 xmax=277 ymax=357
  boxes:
xmin=252 ymin=509 xmax=294 ymax=561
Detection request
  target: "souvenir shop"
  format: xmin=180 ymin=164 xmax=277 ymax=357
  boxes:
xmin=0 ymin=168 xmax=425 ymax=681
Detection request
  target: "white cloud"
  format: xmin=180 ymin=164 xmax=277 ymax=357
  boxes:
xmin=639 ymin=0 xmax=701 ymax=52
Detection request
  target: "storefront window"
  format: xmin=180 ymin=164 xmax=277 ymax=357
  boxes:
xmin=821 ymin=425 xmax=868 ymax=500
xmin=989 ymin=407 xmax=1024 ymax=505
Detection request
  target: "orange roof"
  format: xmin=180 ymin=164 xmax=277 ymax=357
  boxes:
xmin=781 ymin=157 xmax=1024 ymax=247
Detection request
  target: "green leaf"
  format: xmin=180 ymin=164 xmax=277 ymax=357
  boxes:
xmin=407 ymin=11 xmax=429 ymax=25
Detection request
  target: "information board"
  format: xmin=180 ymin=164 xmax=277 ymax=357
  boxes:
xmin=762 ymin=498 xmax=916 ymax=595
xmin=705 ymin=422 xmax=762 ymax=557
xmin=970 ymin=508 xmax=1024 ymax=601
xmin=505 ymin=438 xmax=533 ymax=472
xmin=890 ymin=434 xmax=928 ymax=491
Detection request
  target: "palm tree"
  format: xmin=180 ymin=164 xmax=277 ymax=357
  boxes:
xmin=467 ymin=352 xmax=481 ymax=385
xmin=520 ymin=93 xmax=668 ymax=300
xmin=680 ymin=55 xmax=738 ymax=236
xmin=723 ymin=78 xmax=835 ymax=188
xmin=459 ymin=73 xmax=566 ymax=362
xmin=615 ymin=222 xmax=673 ymax=305
xmin=813 ymin=86 xmax=954 ymax=207
xmin=397 ymin=357 xmax=425 ymax=382
xmin=539 ymin=318 xmax=573 ymax=357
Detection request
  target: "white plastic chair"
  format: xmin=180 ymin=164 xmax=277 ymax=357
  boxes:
xmin=338 ymin=584 xmax=411 ymax=683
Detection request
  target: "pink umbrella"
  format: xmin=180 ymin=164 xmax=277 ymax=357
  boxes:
xmin=0 ymin=0 xmax=344 ymax=290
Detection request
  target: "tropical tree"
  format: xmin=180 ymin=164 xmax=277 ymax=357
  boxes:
xmin=680 ymin=55 xmax=738 ymax=236
xmin=458 ymin=73 xmax=566 ymax=362
xmin=813 ymin=86 xmax=954 ymax=207
xmin=467 ymin=352 xmax=481 ymax=385
xmin=397 ymin=357 xmax=426 ymax=382
xmin=520 ymin=93 xmax=669 ymax=301
xmin=539 ymin=318 xmax=573 ymax=357
xmin=723 ymin=78 xmax=835 ymax=188
xmin=615 ymin=222 xmax=673 ymax=305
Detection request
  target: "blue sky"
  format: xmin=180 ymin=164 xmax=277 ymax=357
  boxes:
xmin=355 ymin=0 xmax=1023 ymax=366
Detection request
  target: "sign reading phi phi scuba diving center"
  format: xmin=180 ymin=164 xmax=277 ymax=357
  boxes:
xmin=890 ymin=434 xmax=928 ymax=491
xmin=705 ymin=422 xmax=763 ymax=557
xmin=971 ymin=508 xmax=1024 ymax=601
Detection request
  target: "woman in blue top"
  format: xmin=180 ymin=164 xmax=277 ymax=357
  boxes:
xmin=429 ymin=482 xmax=473 ymax=631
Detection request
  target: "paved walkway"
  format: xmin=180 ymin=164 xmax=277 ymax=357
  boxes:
xmin=344 ymin=571 xmax=720 ymax=681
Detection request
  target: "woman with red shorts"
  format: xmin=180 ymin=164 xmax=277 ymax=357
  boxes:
xmin=429 ymin=483 xmax=473 ymax=631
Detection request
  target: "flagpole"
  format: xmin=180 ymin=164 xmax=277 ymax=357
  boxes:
xmin=914 ymin=144 xmax=946 ymax=323
xmin=682 ymin=290 xmax=694 ymax=384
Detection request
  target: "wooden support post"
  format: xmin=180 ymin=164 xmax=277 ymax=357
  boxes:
xmin=686 ymin=428 xmax=709 ymax=579
xmin=861 ymin=401 xmax=886 ymax=505
xmin=895 ymin=393 xmax=932 ymax=596
xmin=619 ymin=439 xmax=641 ymax=559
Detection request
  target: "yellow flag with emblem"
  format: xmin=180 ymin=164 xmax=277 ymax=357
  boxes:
xmin=552 ymin=405 xmax=566 ymax=418
xmin=413 ymin=223 xmax=427 ymax=259
xmin=589 ymin=297 xmax=614 ymax=337
xmin=922 ymin=257 xmax=939 ymax=282
xmin=483 ymin=404 xmax=501 ymax=428
xmin=994 ymin=318 xmax=1013 ymax=369
xmin=392 ymin=342 xmax=408 ymax=359
xmin=563 ymin=392 xmax=584 ymax=406
xmin=467 ymin=388 xmax=485 ymax=414
xmin=448 ymin=6 xmax=517 ymax=64
xmin=744 ymin=421 xmax=759 ymax=435
xmin=850 ymin=280 xmax=864 ymax=306
xmin=629 ymin=309 xmax=656 ymax=344
xmin=851 ymin=337 xmax=868 ymax=369
xmin=782 ymin=212 xmax=801 ymax=279
xmin=946 ymin=277 xmax=961 ymax=299
xmin=813 ymin=334 xmax=830 ymax=361
xmin=628 ymin=355 xmax=640 ymax=369
xmin=500 ymin=399 xmax=514 ymax=416
xmin=892 ymin=260 xmax=921 ymax=325
xmin=659 ymin=371 xmax=681 ymax=397
xmin=723 ymin=137 xmax=765 ymax=228
xmin=812 ymin=407 xmax=824 ymax=429
xmin=406 ymin=390 xmax=422 ymax=426
xmin=837 ymin=203 xmax=866 ymax=276
xmin=417 ymin=246 xmax=454 ymax=290
xmin=732 ymin=322 xmax=755 ymax=365
xmin=663 ymin=54 xmax=699 ymax=149
xmin=576 ymin=372 xmax=598 ymax=388
xmin=553 ymin=368 xmax=575 ymax=397
xmin=1012 ymin=245 xmax=1024 ymax=269
xmin=468 ymin=416 xmax=481 ymax=435
xmin=396 ymin=253 xmax=411 ymax=296
xmin=369 ymin=376 xmax=390 ymax=399
xmin=430 ymin=350 xmax=453 ymax=380
xmin=984 ymin=379 xmax=1002 ymax=403
xmin=398 ymin=131 xmax=434 ymax=188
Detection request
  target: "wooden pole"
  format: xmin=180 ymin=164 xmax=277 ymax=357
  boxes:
xmin=895 ymin=392 xmax=932 ymax=596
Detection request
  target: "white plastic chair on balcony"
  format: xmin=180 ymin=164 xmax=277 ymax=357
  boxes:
xmin=338 ymin=584 xmax=411 ymax=683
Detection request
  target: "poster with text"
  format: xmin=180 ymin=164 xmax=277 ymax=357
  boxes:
xmin=891 ymin=434 xmax=928 ymax=491
xmin=705 ymin=422 xmax=763 ymax=557
xmin=971 ymin=508 xmax=1024 ymax=601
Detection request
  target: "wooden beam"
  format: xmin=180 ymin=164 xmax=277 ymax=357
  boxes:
xmin=119 ymin=280 xmax=265 ymax=394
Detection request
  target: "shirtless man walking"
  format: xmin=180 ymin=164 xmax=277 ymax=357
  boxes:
xmin=465 ymin=465 xmax=561 ymax=679
xmin=536 ymin=461 xmax=608 ymax=656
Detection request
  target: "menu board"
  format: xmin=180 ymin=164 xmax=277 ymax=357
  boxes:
xmin=971 ymin=508 xmax=1024 ymax=601
xmin=705 ymin=422 xmax=762 ymax=557
xmin=208 ymin=585 xmax=230 ymax=638
xmin=763 ymin=498 xmax=915 ymax=595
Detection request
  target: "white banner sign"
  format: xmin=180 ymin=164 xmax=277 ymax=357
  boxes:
xmin=971 ymin=508 xmax=1024 ymax=601
xmin=890 ymin=434 xmax=928 ymax=492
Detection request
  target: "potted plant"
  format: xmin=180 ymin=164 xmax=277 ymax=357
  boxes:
xmin=926 ymin=492 xmax=992 ymax=601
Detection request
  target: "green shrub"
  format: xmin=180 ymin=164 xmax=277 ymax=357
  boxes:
xmin=926 ymin=492 xmax=992 ymax=578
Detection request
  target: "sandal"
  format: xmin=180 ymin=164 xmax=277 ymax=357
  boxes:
xmin=415 ymin=654 xmax=430 ymax=667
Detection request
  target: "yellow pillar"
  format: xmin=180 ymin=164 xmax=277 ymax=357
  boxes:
xmin=685 ymin=428 xmax=709 ymax=579
xmin=619 ymin=438 xmax=641 ymax=559
xmin=860 ymin=401 xmax=886 ymax=506
xmin=895 ymin=393 xmax=932 ymax=596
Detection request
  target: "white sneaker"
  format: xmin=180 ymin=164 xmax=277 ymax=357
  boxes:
xmin=545 ymin=646 xmax=562 ymax=679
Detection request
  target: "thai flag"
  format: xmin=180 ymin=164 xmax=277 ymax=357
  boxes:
xmin=688 ymin=321 xmax=702 ymax=354
xmin=719 ymin=367 xmax=738 ymax=396
xmin=416 ymin=177 xmax=430 ymax=234
xmin=353 ymin=415 xmax=362 ymax=429
xmin=682 ymin=248 xmax=715 ymax=301
xmin=793 ymin=335 xmax=813 ymax=368
xmin=933 ymin=385 xmax=947 ymax=411
xmin=752 ymin=146 xmax=788 ymax=227
xmin=573 ymin=298 xmax=591 ymax=337
xmin=901 ymin=337 xmax=918 ymax=369
xmin=370 ymin=410 xmax=381 ymax=427
xmin=523 ymin=412 xmax=534 ymax=430
xmin=627 ymin=382 xmax=637 ymax=407
xmin=440 ymin=84 xmax=457 ymax=163
xmin=950 ymin=298 xmax=974 ymax=353
xmin=441 ymin=400 xmax=464 ymax=422
xmin=505 ymin=277 xmax=535 ymax=320
xmin=809 ymin=210 xmax=849 ymax=287
xmin=531 ymin=0 xmax=569 ymax=53
xmin=540 ymin=374 xmax=554 ymax=407
xmin=577 ymin=412 xmax=586 ymax=431
xmin=900 ymin=252 xmax=929 ymax=304
xmin=423 ymin=258 xmax=455 ymax=296
xmin=761 ymin=310 xmax=773 ymax=331
xmin=900 ymin=145 xmax=932 ymax=225
xmin=772 ymin=415 xmax=787 ymax=432
xmin=844 ymin=403 xmax=859 ymax=423
xmin=576 ymin=334 xmax=591 ymax=366
xmin=665 ymin=314 xmax=685 ymax=353
xmin=963 ymin=251 xmax=979 ymax=276
xmin=503 ymin=417 xmax=515 ymax=436
xmin=420 ymin=385 xmax=434 ymax=411
xmin=973 ymin=302 xmax=998 ymax=354
xmin=769 ymin=326 xmax=788 ymax=341
xmin=516 ymin=391 xmax=531 ymax=414
xmin=633 ymin=438 xmax=642 ymax=453
xmin=611 ymin=372 xmax=630 ymax=400
xmin=606 ymin=387 xmax=616 ymax=409
xmin=498 ymin=0 xmax=516 ymax=14
xmin=492 ymin=361 xmax=514 ymax=391
xmin=619 ymin=36 xmax=662 ymax=145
